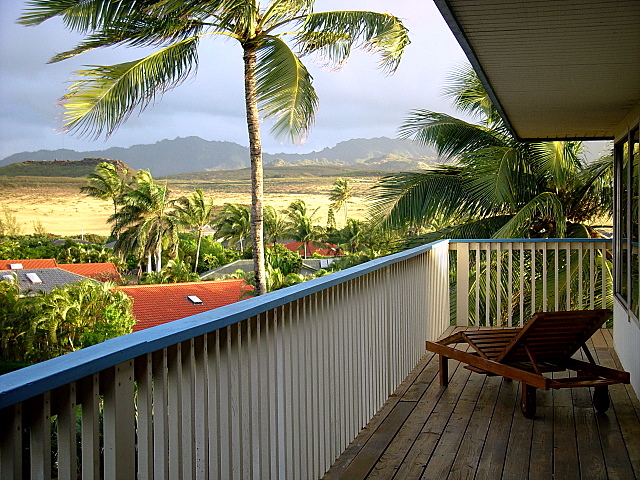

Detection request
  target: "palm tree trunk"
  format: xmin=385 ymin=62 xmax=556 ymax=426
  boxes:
xmin=156 ymin=244 xmax=162 ymax=272
xmin=146 ymin=253 xmax=152 ymax=274
xmin=194 ymin=229 xmax=203 ymax=273
xmin=243 ymin=44 xmax=267 ymax=295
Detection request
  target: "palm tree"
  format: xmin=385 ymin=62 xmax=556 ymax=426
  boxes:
xmin=112 ymin=171 xmax=180 ymax=272
xmin=285 ymin=200 xmax=324 ymax=258
xmin=20 ymin=2 xmax=409 ymax=295
xmin=264 ymin=205 xmax=288 ymax=246
xmin=214 ymin=203 xmax=251 ymax=252
xmin=174 ymin=189 xmax=214 ymax=272
xmin=81 ymin=161 xmax=132 ymax=236
xmin=329 ymin=177 xmax=354 ymax=224
xmin=370 ymin=65 xmax=613 ymax=243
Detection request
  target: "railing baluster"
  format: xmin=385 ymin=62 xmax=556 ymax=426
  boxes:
xmin=103 ymin=361 xmax=135 ymax=480
xmin=182 ymin=339 xmax=196 ymax=480
xmin=153 ymin=348 xmax=169 ymax=480
xmin=207 ymin=331 xmax=221 ymax=479
xmin=542 ymin=242 xmax=548 ymax=311
xmin=0 ymin=403 xmax=23 ymax=480
xmin=456 ymin=243 xmax=470 ymax=326
xmin=135 ymin=355 xmax=153 ymax=480
xmin=167 ymin=344 xmax=183 ymax=479
xmin=474 ymin=243 xmax=480 ymax=325
xmin=29 ymin=394 xmax=51 ymax=480
xmin=193 ymin=335 xmax=209 ymax=480
xmin=578 ymin=243 xmax=584 ymax=310
xmin=57 ymin=382 xmax=77 ymax=480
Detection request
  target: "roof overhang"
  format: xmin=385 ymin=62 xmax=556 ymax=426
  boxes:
xmin=433 ymin=0 xmax=640 ymax=140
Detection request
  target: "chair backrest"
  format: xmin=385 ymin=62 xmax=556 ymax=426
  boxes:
xmin=496 ymin=309 xmax=612 ymax=364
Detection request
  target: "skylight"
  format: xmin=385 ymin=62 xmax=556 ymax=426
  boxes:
xmin=9 ymin=263 xmax=23 ymax=270
xmin=26 ymin=273 xmax=42 ymax=284
xmin=186 ymin=295 xmax=203 ymax=305
xmin=2 ymin=274 xmax=15 ymax=282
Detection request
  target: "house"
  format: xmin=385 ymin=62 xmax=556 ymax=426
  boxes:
xmin=0 ymin=259 xmax=58 ymax=270
xmin=199 ymin=259 xmax=254 ymax=280
xmin=431 ymin=0 xmax=640 ymax=395
xmin=0 ymin=258 xmax=123 ymax=285
xmin=58 ymin=262 xmax=123 ymax=284
xmin=117 ymin=279 xmax=252 ymax=331
xmin=283 ymin=241 xmax=341 ymax=257
xmin=0 ymin=267 xmax=95 ymax=295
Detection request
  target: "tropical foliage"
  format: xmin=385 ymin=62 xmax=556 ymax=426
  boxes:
xmin=173 ymin=189 xmax=214 ymax=272
xmin=80 ymin=161 xmax=132 ymax=221
xmin=0 ymin=280 xmax=134 ymax=364
xmin=214 ymin=203 xmax=251 ymax=252
xmin=329 ymin=178 xmax=354 ymax=223
xmin=20 ymin=1 xmax=409 ymax=295
xmin=111 ymin=171 xmax=179 ymax=272
xmin=369 ymin=66 xmax=613 ymax=244
xmin=140 ymin=259 xmax=200 ymax=284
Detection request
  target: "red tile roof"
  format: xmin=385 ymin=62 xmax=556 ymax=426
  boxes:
xmin=0 ymin=259 xmax=58 ymax=270
xmin=283 ymin=241 xmax=341 ymax=257
xmin=118 ymin=280 xmax=252 ymax=332
xmin=58 ymin=263 xmax=123 ymax=284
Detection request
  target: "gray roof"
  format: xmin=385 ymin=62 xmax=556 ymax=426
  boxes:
xmin=200 ymin=260 xmax=254 ymax=280
xmin=0 ymin=268 xmax=95 ymax=295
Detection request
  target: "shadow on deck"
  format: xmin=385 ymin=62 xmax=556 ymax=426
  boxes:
xmin=323 ymin=329 xmax=640 ymax=480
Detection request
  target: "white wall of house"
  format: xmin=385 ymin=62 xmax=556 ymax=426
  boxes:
xmin=612 ymin=103 xmax=640 ymax=396
xmin=613 ymin=300 xmax=640 ymax=394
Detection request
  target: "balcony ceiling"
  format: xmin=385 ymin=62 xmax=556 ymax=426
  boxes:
xmin=433 ymin=0 xmax=640 ymax=140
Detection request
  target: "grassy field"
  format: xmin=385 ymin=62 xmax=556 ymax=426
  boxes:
xmin=0 ymin=169 xmax=383 ymax=237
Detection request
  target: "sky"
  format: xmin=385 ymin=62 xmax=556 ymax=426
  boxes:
xmin=0 ymin=1 xmax=471 ymax=160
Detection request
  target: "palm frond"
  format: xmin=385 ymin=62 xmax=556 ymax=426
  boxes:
xmin=443 ymin=64 xmax=503 ymax=127
xmin=262 ymin=0 xmax=314 ymax=27
xmin=464 ymin=145 xmax=537 ymax=208
xmin=256 ymin=36 xmax=318 ymax=141
xmin=400 ymin=215 xmax=514 ymax=248
xmin=492 ymin=192 xmax=566 ymax=238
xmin=398 ymin=110 xmax=505 ymax=158
xmin=296 ymin=11 xmax=409 ymax=74
xmin=61 ymin=36 xmax=200 ymax=138
xmin=19 ymin=0 xmax=144 ymax=30
xmin=49 ymin=14 xmax=206 ymax=62
xmin=368 ymin=168 xmax=490 ymax=230
xmin=528 ymin=141 xmax=584 ymax=191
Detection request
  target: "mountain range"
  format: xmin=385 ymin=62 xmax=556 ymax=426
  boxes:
xmin=0 ymin=136 xmax=438 ymax=177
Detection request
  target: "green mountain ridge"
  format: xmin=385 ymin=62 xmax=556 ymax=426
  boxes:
xmin=0 ymin=136 xmax=438 ymax=177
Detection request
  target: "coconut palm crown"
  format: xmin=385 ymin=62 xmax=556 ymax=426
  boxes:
xmin=20 ymin=1 xmax=410 ymax=294
xmin=369 ymin=66 xmax=612 ymax=243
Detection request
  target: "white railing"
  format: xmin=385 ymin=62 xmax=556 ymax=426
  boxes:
xmin=0 ymin=240 xmax=450 ymax=480
xmin=0 ymin=238 xmax=612 ymax=479
xmin=451 ymin=239 xmax=612 ymax=327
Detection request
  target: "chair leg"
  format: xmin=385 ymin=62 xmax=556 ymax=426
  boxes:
xmin=439 ymin=354 xmax=449 ymax=386
xmin=521 ymin=383 xmax=536 ymax=419
xmin=593 ymin=385 xmax=610 ymax=413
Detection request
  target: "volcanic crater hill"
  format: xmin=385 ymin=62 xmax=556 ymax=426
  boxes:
xmin=0 ymin=157 xmax=133 ymax=177
xmin=0 ymin=136 xmax=438 ymax=177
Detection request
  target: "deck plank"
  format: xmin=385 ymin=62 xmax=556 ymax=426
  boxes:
xmin=419 ymin=373 xmax=485 ymax=480
xmin=391 ymin=364 xmax=473 ymax=479
xmin=323 ymin=328 xmax=640 ymax=480
xmin=473 ymin=379 xmax=518 ymax=480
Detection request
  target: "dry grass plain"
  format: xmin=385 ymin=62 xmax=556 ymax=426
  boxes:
xmin=0 ymin=174 xmax=380 ymax=237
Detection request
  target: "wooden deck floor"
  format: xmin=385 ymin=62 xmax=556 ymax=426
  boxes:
xmin=323 ymin=328 xmax=640 ymax=480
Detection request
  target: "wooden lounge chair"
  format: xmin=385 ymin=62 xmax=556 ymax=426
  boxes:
xmin=426 ymin=309 xmax=630 ymax=418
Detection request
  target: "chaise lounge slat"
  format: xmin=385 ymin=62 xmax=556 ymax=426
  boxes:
xmin=426 ymin=309 xmax=630 ymax=418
